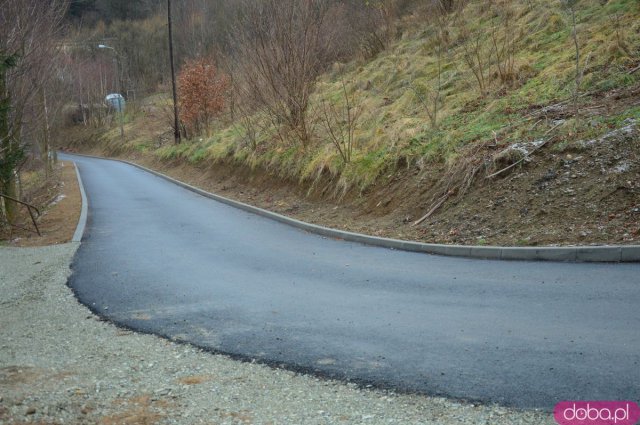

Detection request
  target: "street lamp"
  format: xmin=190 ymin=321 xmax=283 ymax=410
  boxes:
xmin=98 ymin=44 xmax=125 ymax=143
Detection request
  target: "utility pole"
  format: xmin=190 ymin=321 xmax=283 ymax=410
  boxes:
xmin=168 ymin=0 xmax=181 ymax=144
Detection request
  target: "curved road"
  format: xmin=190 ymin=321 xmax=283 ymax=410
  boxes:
xmin=63 ymin=153 xmax=640 ymax=409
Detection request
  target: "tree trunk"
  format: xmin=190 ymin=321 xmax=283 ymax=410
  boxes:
xmin=41 ymin=87 xmax=52 ymax=176
xmin=0 ymin=61 xmax=18 ymax=224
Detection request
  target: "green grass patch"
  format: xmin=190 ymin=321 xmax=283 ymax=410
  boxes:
xmin=90 ymin=0 xmax=640 ymax=195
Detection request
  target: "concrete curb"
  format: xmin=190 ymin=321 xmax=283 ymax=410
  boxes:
xmin=71 ymin=161 xmax=88 ymax=243
xmin=61 ymin=152 xmax=640 ymax=263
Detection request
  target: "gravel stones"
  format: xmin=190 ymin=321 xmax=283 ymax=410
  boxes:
xmin=0 ymin=244 xmax=553 ymax=424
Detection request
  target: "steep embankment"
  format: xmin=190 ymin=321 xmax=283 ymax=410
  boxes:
xmin=61 ymin=0 xmax=640 ymax=246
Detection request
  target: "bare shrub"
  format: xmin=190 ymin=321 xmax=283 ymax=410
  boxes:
xmin=490 ymin=1 xmax=518 ymax=88
xmin=232 ymin=0 xmax=337 ymax=147
xmin=320 ymin=81 xmax=362 ymax=164
xmin=409 ymin=0 xmax=459 ymax=130
xmin=67 ymin=56 xmax=113 ymax=128
xmin=232 ymin=97 xmax=261 ymax=151
xmin=358 ymin=0 xmax=400 ymax=58
xmin=561 ymin=0 xmax=587 ymax=126
xmin=459 ymin=22 xmax=494 ymax=97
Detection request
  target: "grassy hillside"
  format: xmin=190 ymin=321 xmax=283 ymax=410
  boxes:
xmin=62 ymin=0 xmax=640 ymax=246
xmin=89 ymin=0 xmax=638 ymax=188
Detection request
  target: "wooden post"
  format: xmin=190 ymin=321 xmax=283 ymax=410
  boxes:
xmin=168 ymin=0 xmax=181 ymax=144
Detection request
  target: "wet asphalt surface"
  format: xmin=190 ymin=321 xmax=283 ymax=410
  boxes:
xmin=62 ymin=153 xmax=640 ymax=409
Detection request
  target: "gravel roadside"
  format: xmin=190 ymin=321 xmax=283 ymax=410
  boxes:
xmin=0 ymin=244 xmax=553 ymax=425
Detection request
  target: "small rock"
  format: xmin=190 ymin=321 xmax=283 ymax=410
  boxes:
xmin=25 ymin=406 xmax=36 ymax=415
xmin=155 ymin=388 xmax=172 ymax=396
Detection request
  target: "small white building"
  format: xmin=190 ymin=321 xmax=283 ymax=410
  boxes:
xmin=105 ymin=93 xmax=125 ymax=112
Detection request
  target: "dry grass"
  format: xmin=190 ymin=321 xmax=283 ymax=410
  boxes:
xmin=66 ymin=0 xmax=640 ymax=198
xmin=1 ymin=161 xmax=81 ymax=246
xmin=100 ymin=395 xmax=165 ymax=425
xmin=177 ymin=375 xmax=214 ymax=385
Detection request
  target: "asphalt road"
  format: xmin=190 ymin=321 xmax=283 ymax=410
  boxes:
xmin=62 ymin=153 xmax=640 ymax=409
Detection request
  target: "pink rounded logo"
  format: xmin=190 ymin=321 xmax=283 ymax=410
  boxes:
xmin=554 ymin=401 xmax=640 ymax=425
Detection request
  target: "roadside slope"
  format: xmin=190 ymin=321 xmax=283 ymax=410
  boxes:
xmin=59 ymin=0 xmax=640 ymax=247
xmin=63 ymin=115 xmax=640 ymax=248
xmin=1 ymin=161 xmax=81 ymax=247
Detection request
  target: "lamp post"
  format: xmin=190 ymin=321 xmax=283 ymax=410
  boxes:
xmin=98 ymin=44 xmax=125 ymax=143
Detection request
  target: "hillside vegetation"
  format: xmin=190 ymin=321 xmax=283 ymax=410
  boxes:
xmin=62 ymin=0 xmax=640 ymax=246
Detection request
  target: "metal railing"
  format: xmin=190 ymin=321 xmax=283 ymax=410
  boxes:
xmin=0 ymin=193 xmax=41 ymax=236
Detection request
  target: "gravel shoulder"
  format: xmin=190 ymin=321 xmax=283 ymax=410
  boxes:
xmin=0 ymin=244 xmax=553 ymax=424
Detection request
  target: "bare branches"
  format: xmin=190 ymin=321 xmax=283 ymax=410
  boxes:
xmin=409 ymin=28 xmax=450 ymax=130
xmin=407 ymin=0 xmax=460 ymax=129
xmin=455 ymin=1 xmax=523 ymax=96
xmin=459 ymin=23 xmax=493 ymax=96
xmin=408 ymin=78 xmax=441 ymax=130
xmin=490 ymin=2 xmax=518 ymax=88
xmin=1 ymin=0 xmax=68 ymax=224
xmin=320 ymin=80 xmax=362 ymax=164
xmin=232 ymin=0 xmax=335 ymax=147
xmin=413 ymin=140 xmax=493 ymax=227
xmin=561 ymin=0 xmax=584 ymax=126
xmin=486 ymin=122 xmax=562 ymax=179
xmin=412 ymin=191 xmax=450 ymax=226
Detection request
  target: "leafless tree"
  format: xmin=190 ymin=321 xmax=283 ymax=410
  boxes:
xmin=460 ymin=25 xmax=493 ymax=97
xmin=232 ymin=0 xmax=338 ymax=147
xmin=66 ymin=54 xmax=112 ymax=128
xmin=0 ymin=0 xmax=68 ymax=224
xmin=451 ymin=1 xmax=494 ymax=96
xmin=320 ymin=80 xmax=362 ymax=164
xmin=562 ymin=0 xmax=587 ymax=126
xmin=357 ymin=0 xmax=401 ymax=58
xmin=409 ymin=0 xmax=458 ymax=129
xmin=490 ymin=1 xmax=518 ymax=88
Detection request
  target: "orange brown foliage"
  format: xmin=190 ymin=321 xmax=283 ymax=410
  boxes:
xmin=177 ymin=57 xmax=229 ymax=136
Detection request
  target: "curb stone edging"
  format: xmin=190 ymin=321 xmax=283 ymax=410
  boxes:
xmin=61 ymin=152 xmax=640 ymax=263
xmin=72 ymin=161 xmax=88 ymax=243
